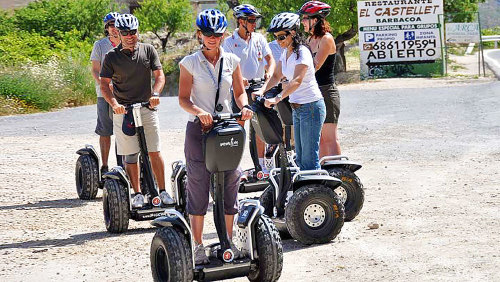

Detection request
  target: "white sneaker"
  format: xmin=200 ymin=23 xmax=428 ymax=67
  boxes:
xmin=132 ymin=193 xmax=144 ymax=208
xmin=194 ymin=243 xmax=210 ymax=265
xmin=159 ymin=190 xmax=175 ymax=205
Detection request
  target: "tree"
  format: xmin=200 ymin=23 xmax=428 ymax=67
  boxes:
xmin=12 ymin=0 xmax=119 ymax=41
xmin=134 ymin=0 xmax=193 ymax=52
xmin=445 ymin=0 xmax=486 ymax=22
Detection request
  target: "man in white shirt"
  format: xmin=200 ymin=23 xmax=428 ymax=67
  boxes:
xmin=223 ymin=4 xmax=275 ymax=173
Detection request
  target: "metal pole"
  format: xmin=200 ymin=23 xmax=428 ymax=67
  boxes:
xmin=477 ymin=12 xmax=486 ymax=76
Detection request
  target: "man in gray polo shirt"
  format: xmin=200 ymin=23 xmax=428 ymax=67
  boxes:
xmin=90 ymin=12 xmax=121 ymax=175
xmin=100 ymin=14 xmax=174 ymax=207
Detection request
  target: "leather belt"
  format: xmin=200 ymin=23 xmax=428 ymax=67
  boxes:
xmin=290 ymin=103 xmax=302 ymax=109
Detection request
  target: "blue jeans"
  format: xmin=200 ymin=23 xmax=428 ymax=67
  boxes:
xmin=292 ymin=99 xmax=326 ymax=170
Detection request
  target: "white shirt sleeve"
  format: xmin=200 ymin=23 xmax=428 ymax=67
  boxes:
xmin=90 ymin=41 xmax=100 ymax=62
xmin=179 ymin=55 xmax=194 ymax=75
xmin=228 ymin=53 xmax=241 ymax=73
xmin=261 ymin=35 xmax=271 ymax=58
xmin=296 ymin=46 xmax=313 ymax=67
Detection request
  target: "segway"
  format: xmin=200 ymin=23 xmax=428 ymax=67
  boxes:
xmin=75 ymin=143 xmax=123 ymax=200
xmin=150 ymin=113 xmax=283 ymax=282
xmin=239 ymin=78 xmax=276 ymax=194
xmin=102 ymin=102 xmax=172 ymax=233
xmin=243 ymin=84 xmax=365 ymax=222
xmin=250 ymin=93 xmax=345 ymax=245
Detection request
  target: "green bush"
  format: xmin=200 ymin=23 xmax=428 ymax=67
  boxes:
xmin=0 ymin=31 xmax=57 ymax=65
xmin=0 ymin=71 xmax=64 ymax=110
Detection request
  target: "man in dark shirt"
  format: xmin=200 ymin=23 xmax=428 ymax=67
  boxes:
xmin=100 ymin=14 xmax=173 ymax=208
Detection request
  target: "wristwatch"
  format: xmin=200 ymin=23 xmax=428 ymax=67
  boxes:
xmin=152 ymin=92 xmax=160 ymax=97
xmin=276 ymin=93 xmax=283 ymax=101
xmin=243 ymin=104 xmax=253 ymax=111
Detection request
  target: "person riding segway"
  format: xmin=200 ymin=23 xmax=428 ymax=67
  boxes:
xmin=299 ymin=1 xmax=364 ymax=221
xmin=75 ymin=12 xmax=122 ymax=200
xmin=99 ymin=14 xmax=174 ymax=233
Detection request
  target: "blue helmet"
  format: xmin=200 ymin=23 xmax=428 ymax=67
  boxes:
xmin=103 ymin=12 xmax=120 ymax=24
xmin=233 ymin=4 xmax=262 ymax=19
xmin=196 ymin=9 xmax=227 ymax=34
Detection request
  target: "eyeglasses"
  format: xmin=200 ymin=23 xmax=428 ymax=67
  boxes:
xmin=201 ymin=31 xmax=224 ymax=38
xmin=119 ymin=29 xmax=137 ymax=36
xmin=246 ymin=18 xmax=257 ymax=24
xmin=275 ymin=32 xmax=290 ymax=41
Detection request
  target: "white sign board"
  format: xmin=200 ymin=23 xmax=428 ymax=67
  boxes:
xmin=357 ymin=0 xmax=444 ymax=78
xmin=445 ymin=23 xmax=480 ymax=44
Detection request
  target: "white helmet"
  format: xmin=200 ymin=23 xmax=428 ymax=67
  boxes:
xmin=267 ymin=13 xmax=300 ymax=33
xmin=115 ymin=14 xmax=139 ymax=30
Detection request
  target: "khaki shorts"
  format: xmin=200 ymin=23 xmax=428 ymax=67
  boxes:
xmin=113 ymin=107 xmax=161 ymax=155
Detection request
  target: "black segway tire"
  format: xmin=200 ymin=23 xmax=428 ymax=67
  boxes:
xmin=259 ymin=186 xmax=292 ymax=240
xmin=103 ymin=179 xmax=129 ymax=233
xmin=150 ymin=227 xmax=193 ymax=282
xmin=285 ymin=185 xmax=344 ymax=245
xmin=259 ymin=186 xmax=274 ymax=217
xmin=328 ymin=168 xmax=364 ymax=221
xmin=248 ymin=215 xmax=283 ymax=282
xmin=75 ymin=154 xmax=99 ymax=200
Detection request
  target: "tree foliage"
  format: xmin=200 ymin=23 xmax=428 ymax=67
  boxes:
xmin=135 ymin=0 xmax=193 ymax=51
xmin=444 ymin=0 xmax=486 ymax=22
xmin=12 ymin=0 xmax=119 ymax=41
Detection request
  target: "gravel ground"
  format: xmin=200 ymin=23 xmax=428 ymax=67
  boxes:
xmin=0 ymin=78 xmax=499 ymax=281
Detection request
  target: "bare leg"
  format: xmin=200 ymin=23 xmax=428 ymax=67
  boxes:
xmin=149 ymin=151 xmax=165 ymax=190
xmin=225 ymin=214 xmax=235 ymax=239
xmin=99 ymin=136 xmax=111 ymax=167
xmin=320 ymin=123 xmax=341 ymax=158
xmin=190 ymin=215 xmax=205 ymax=244
xmin=256 ymin=136 xmax=265 ymax=159
xmin=125 ymin=162 xmax=140 ymax=193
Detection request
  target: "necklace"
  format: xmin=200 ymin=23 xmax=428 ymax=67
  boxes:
xmin=204 ymin=48 xmax=220 ymax=66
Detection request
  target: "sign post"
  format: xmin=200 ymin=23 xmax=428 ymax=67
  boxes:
xmin=357 ymin=0 xmax=445 ymax=79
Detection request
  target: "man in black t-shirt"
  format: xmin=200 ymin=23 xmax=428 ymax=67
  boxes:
xmin=100 ymin=14 xmax=173 ymax=208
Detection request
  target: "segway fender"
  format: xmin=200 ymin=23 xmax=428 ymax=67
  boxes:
xmin=236 ymin=199 xmax=264 ymax=260
xmin=293 ymin=174 xmax=343 ymax=190
xmin=320 ymin=155 xmax=362 ymax=172
xmin=152 ymin=209 xmax=195 ymax=266
xmin=102 ymin=166 xmax=128 ymax=187
xmin=76 ymin=145 xmax=99 ymax=162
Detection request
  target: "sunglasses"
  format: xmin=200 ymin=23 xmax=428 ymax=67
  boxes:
xmin=275 ymin=32 xmax=290 ymax=41
xmin=246 ymin=18 xmax=258 ymax=24
xmin=106 ymin=22 xmax=115 ymax=27
xmin=201 ymin=31 xmax=224 ymax=38
xmin=119 ymin=29 xmax=137 ymax=36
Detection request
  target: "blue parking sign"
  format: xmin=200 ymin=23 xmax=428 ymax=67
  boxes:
xmin=364 ymin=33 xmax=375 ymax=42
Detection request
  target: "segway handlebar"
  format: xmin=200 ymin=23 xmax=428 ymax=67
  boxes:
xmin=123 ymin=101 xmax=152 ymax=111
xmin=194 ymin=112 xmax=243 ymax=124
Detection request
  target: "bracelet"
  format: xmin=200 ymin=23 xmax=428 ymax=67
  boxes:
xmin=243 ymin=105 xmax=253 ymax=111
xmin=152 ymin=92 xmax=160 ymax=97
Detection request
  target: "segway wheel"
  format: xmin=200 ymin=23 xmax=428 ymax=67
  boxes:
xmin=75 ymin=154 xmax=99 ymax=200
xmin=150 ymin=227 xmax=193 ymax=282
xmin=327 ymin=168 xmax=364 ymax=221
xmin=103 ymin=179 xmax=129 ymax=233
xmin=259 ymin=186 xmax=274 ymax=217
xmin=248 ymin=215 xmax=283 ymax=282
xmin=259 ymin=186 xmax=292 ymax=240
xmin=285 ymin=185 xmax=344 ymax=245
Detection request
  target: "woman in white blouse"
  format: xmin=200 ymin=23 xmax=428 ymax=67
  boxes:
xmin=177 ymin=9 xmax=253 ymax=265
xmin=255 ymin=12 xmax=326 ymax=171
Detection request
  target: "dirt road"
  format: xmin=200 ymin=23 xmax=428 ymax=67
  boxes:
xmin=0 ymin=79 xmax=499 ymax=281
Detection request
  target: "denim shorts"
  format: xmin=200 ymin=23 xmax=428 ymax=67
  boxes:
xmin=184 ymin=121 xmax=240 ymax=216
xmin=95 ymin=97 xmax=113 ymax=136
